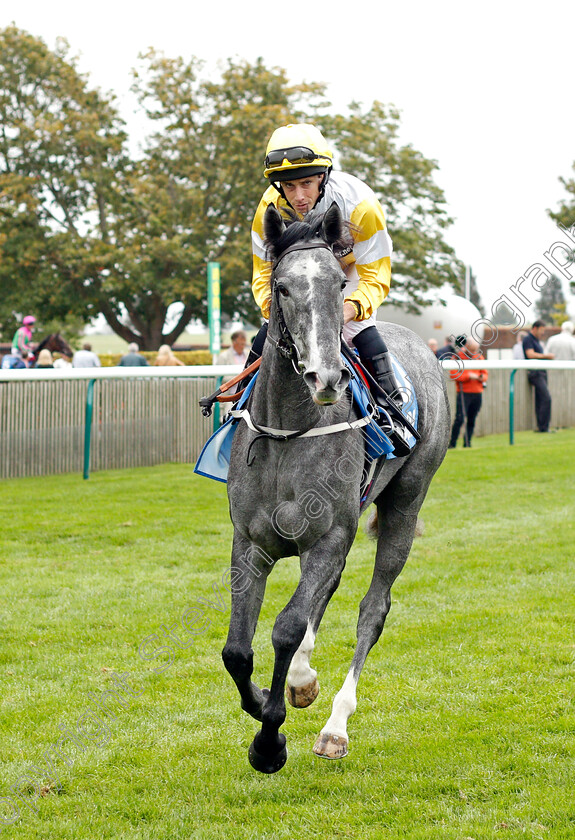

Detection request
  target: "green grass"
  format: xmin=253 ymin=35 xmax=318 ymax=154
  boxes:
xmin=1 ymin=430 xmax=574 ymax=839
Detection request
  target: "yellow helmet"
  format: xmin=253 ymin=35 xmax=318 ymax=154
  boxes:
xmin=263 ymin=123 xmax=333 ymax=182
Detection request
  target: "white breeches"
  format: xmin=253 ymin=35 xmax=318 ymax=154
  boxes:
xmin=342 ymin=264 xmax=376 ymax=345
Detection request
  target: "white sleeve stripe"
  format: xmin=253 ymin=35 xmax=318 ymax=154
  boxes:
xmin=252 ymin=230 xmax=267 ymax=260
xmin=354 ymin=229 xmax=393 ymax=264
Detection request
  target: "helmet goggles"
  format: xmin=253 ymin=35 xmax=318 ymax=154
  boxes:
xmin=265 ymin=146 xmax=332 ymax=170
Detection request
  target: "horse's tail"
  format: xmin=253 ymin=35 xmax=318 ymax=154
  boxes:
xmin=364 ymin=508 xmax=425 ymax=541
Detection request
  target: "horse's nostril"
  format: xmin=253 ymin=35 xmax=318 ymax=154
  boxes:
xmin=303 ymin=371 xmax=320 ymax=390
xmin=304 ymin=367 xmax=350 ymax=394
xmin=339 ymin=368 xmax=351 ymax=389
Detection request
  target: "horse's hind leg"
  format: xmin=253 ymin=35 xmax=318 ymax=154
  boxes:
xmin=222 ymin=534 xmax=274 ymax=722
xmin=314 ymin=503 xmax=420 ymax=760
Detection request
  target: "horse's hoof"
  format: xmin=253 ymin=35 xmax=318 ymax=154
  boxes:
xmin=286 ymin=678 xmax=320 ymax=708
xmin=248 ymin=733 xmax=287 ymax=774
xmin=313 ymin=732 xmax=348 ymax=759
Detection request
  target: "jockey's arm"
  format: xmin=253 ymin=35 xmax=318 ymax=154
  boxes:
xmin=343 ymin=198 xmax=392 ymax=321
xmin=252 ymin=251 xmax=273 ymax=319
xmin=251 ymin=195 xmax=273 ymax=319
xmin=17 ymin=329 xmax=29 ymax=353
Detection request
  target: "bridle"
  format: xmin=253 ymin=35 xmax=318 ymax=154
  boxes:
xmin=266 ymin=240 xmax=337 ymax=374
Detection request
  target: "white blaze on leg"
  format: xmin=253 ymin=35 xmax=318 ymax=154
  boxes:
xmin=287 ymin=624 xmax=317 ymax=688
xmin=320 ymin=668 xmax=358 ymax=740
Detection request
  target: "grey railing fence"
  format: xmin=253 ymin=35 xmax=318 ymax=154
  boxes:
xmin=0 ymin=368 xmax=223 ymax=480
xmin=0 ymin=362 xmax=574 ymax=479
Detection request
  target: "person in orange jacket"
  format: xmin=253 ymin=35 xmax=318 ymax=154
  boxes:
xmin=448 ymin=337 xmax=488 ymax=448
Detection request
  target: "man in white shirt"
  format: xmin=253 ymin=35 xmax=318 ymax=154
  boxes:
xmin=217 ymin=331 xmax=249 ymax=367
xmin=544 ymin=321 xmax=575 ymax=361
xmin=72 ymin=342 xmax=101 ymax=368
xmin=512 ymin=331 xmax=528 ymax=360
xmin=216 ymin=331 xmax=250 ymax=420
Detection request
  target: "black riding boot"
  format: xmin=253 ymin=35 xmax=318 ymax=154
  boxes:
xmin=353 ymin=327 xmax=412 ymax=457
xmin=363 ymin=352 xmax=412 ymax=456
xmin=367 ymin=351 xmax=404 ymax=404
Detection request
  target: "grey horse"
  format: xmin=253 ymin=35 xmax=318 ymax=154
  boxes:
xmin=222 ymin=202 xmax=450 ymax=773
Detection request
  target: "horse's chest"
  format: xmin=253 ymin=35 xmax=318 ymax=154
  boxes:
xmin=229 ymin=439 xmax=361 ymax=551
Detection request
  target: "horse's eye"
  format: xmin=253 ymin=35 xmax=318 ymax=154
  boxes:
xmin=340 ymin=280 xmax=347 ymax=291
xmin=278 ymin=285 xmax=289 ymax=298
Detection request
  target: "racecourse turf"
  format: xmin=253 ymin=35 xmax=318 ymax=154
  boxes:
xmin=0 ymin=429 xmax=574 ymax=839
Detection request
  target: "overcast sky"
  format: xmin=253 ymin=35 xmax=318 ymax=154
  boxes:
xmin=4 ymin=0 xmax=575 ymax=320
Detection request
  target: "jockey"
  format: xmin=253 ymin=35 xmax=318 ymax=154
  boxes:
xmin=249 ymin=123 xmax=410 ymax=455
xmin=11 ymin=315 xmax=36 ymax=359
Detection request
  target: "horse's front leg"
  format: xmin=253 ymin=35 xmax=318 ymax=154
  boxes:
xmin=249 ymin=526 xmax=353 ymax=774
xmin=286 ymin=623 xmax=320 ymax=708
xmin=286 ymin=571 xmax=342 ymax=708
xmin=222 ymin=533 xmax=274 ymax=722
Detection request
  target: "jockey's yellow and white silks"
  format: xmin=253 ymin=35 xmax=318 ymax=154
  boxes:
xmin=251 ymin=170 xmax=393 ymax=324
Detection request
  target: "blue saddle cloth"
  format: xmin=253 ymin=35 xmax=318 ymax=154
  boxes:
xmin=194 ymin=352 xmax=418 ymax=484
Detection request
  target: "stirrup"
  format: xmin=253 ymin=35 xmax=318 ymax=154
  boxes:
xmin=373 ymin=401 xmax=413 ymax=457
xmin=386 ymin=419 xmax=413 ymax=457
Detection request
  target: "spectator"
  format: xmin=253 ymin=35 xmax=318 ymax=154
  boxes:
xmin=119 ymin=342 xmax=149 ymax=367
xmin=217 ymin=331 xmax=249 ymax=367
xmin=448 ymin=337 xmax=488 ymax=449
xmin=522 ymin=320 xmax=554 ymax=433
xmin=11 ymin=315 xmax=36 ymax=359
xmin=512 ymin=331 xmax=528 ymax=360
xmin=544 ymin=321 xmax=575 ymax=361
xmin=437 ymin=335 xmax=465 ymax=360
xmin=427 ymin=338 xmax=439 ymax=356
xmin=34 ymin=349 xmax=54 ymax=369
xmin=73 ymin=342 xmax=101 ymax=368
xmin=1 ymin=350 xmax=27 ymax=370
xmin=53 ymin=352 xmax=73 ymax=369
xmin=154 ymin=344 xmax=185 ymax=366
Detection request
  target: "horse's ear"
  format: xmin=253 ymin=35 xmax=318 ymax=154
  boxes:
xmin=322 ymin=202 xmax=345 ymax=247
xmin=264 ymin=205 xmax=286 ymax=254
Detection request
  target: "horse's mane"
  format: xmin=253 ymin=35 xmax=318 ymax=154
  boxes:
xmin=265 ymin=208 xmax=355 ymax=263
xmin=34 ymin=335 xmax=49 ymax=354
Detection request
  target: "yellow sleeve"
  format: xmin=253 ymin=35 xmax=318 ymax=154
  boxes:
xmin=345 ymin=198 xmax=392 ymax=320
xmin=251 ymin=189 xmax=277 ymax=319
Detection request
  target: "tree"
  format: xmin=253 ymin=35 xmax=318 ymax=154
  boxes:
xmin=465 ymin=266 xmax=485 ymax=316
xmin=319 ymin=103 xmax=464 ymax=310
xmin=1 ymin=27 xmax=464 ymax=348
xmin=128 ymin=51 xmax=327 ymax=338
xmin=535 ymin=275 xmax=567 ymax=325
xmin=0 ymin=28 xmax=324 ymax=346
xmin=0 ymin=26 xmax=128 ymax=341
xmin=547 ymin=161 xmax=575 ymax=296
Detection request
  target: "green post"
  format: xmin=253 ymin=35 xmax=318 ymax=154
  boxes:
xmin=207 ymin=261 xmax=221 ymax=359
xmin=208 ymin=262 xmax=222 ymax=433
xmin=83 ymin=379 xmax=96 ymax=479
xmin=509 ymin=369 xmax=517 ymax=445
